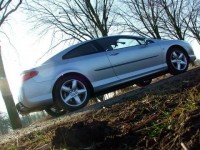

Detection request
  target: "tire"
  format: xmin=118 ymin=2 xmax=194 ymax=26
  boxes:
xmin=166 ymin=48 xmax=189 ymax=75
xmin=45 ymin=107 xmax=67 ymax=117
xmin=53 ymin=76 xmax=91 ymax=111
xmin=136 ymin=79 xmax=152 ymax=87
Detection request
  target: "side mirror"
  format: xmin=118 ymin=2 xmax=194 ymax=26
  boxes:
xmin=144 ymin=38 xmax=148 ymax=45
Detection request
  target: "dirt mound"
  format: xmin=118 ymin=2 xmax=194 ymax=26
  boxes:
xmin=51 ymin=84 xmax=200 ymax=149
xmin=51 ymin=100 xmax=200 ymax=149
xmin=52 ymin=120 xmax=113 ymax=148
xmin=1 ymin=67 xmax=200 ymax=149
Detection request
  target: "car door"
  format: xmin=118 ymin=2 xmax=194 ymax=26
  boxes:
xmin=61 ymin=41 xmax=118 ymax=89
xmin=98 ymin=36 xmax=163 ymax=80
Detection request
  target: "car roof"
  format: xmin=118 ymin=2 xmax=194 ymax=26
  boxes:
xmin=43 ymin=35 xmax=145 ymax=64
xmin=67 ymin=35 xmax=144 ymax=49
xmin=86 ymin=35 xmax=144 ymax=42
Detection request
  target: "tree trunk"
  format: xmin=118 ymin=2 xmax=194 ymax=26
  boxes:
xmin=0 ymin=46 xmax=22 ymax=129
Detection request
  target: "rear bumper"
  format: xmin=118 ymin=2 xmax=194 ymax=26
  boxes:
xmin=16 ymin=102 xmax=32 ymax=115
xmin=16 ymin=79 xmax=53 ymax=114
xmin=16 ymin=101 xmax=50 ymax=115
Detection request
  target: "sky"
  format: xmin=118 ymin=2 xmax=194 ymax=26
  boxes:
xmin=0 ymin=8 xmax=54 ymax=112
xmin=0 ymin=6 xmax=66 ymax=113
xmin=0 ymin=5 xmax=200 ymax=113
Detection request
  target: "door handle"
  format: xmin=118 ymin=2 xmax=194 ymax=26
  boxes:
xmin=110 ymin=53 xmax=119 ymax=56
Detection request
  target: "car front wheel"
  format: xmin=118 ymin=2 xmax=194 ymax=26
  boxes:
xmin=53 ymin=76 xmax=90 ymax=111
xmin=167 ymin=48 xmax=189 ymax=75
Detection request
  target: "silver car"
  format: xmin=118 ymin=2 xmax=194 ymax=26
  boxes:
xmin=16 ymin=35 xmax=196 ymax=116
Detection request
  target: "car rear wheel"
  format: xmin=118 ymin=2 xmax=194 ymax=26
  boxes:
xmin=167 ymin=48 xmax=189 ymax=75
xmin=45 ymin=106 xmax=67 ymax=117
xmin=136 ymin=79 xmax=152 ymax=87
xmin=53 ymin=76 xmax=90 ymax=111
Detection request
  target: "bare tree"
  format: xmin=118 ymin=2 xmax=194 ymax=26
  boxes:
xmin=159 ymin=0 xmax=190 ymax=40
xmin=25 ymin=0 xmax=120 ymax=48
xmin=120 ymin=0 xmax=199 ymax=41
xmin=0 ymin=0 xmax=23 ymax=129
xmin=0 ymin=0 xmax=22 ymax=27
xmin=183 ymin=0 xmax=200 ymax=44
xmin=121 ymin=0 xmax=162 ymax=39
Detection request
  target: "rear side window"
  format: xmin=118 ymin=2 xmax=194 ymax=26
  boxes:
xmin=62 ymin=42 xmax=100 ymax=59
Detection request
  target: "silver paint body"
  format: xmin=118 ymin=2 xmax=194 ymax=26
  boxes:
xmin=17 ymin=35 xmax=196 ymax=112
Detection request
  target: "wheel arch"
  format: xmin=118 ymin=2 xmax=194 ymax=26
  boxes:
xmin=52 ymin=72 xmax=94 ymax=100
xmin=166 ymin=44 xmax=190 ymax=75
xmin=166 ymin=45 xmax=190 ymax=61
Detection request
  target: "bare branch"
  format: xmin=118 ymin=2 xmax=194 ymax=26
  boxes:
xmin=0 ymin=0 xmax=23 ymax=27
xmin=159 ymin=0 xmax=189 ymax=40
xmin=120 ymin=0 xmax=162 ymax=39
xmin=24 ymin=0 xmax=121 ymax=50
xmin=183 ymin=0 xmax=200 ymax=44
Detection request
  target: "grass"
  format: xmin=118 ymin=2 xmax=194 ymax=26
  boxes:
xmin=1 ymin=67 xmax=200 ymax=149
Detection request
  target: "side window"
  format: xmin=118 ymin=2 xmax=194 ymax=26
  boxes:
xmin=96 ymin=37 xmax=145 ymax=51
xmin=112 ymin=38 xmax=142 ymax=50
xmin=96 ymin=37 xmax=118 ymax=51
xmin=63 ymin=42 xmax=100 ymax=59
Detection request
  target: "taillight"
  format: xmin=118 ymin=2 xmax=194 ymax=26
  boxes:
xmin=22 ymin=71 xmax=39 ymax=81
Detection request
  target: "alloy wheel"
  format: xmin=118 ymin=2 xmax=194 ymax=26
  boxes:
xmin=170 ymin=50 xmax=188 ymax=71
xmin=60 ymin=79 xmax=87 ymax=107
